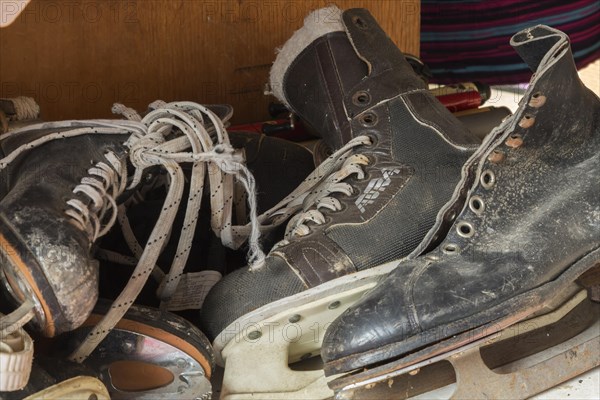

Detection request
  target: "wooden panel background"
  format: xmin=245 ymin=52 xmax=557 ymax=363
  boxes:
xmin=0 ymin=0 xmax=420 ymax=123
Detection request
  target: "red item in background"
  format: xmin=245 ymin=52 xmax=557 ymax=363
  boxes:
xmin=229 ymin=119 xmax=315 ymax=142
xmin=436 ymin=90 xmax=483 ymax=112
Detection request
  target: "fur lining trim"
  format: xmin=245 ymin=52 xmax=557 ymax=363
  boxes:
xmin=268 ymin=6 xmax=344 ymax=106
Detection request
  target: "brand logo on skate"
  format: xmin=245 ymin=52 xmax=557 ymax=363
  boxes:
xmin=355 ymin=168 xmax=402 ymax=213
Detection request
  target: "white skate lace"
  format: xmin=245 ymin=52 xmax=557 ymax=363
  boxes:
xmin=0 ymin=101 xmax=265 ymax=363
xmin=240 ymin=134 xmax=373 ymax=271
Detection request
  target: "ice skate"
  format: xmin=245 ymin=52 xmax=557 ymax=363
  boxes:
xmin=97 ymin=129 xmax=316 ymax=298
xmin=0 ymin=100 xmax=267 ymax=393
xmin=199 ymin=7 xmax=479 ymax=399
xmin=331 ymin=289 xmax=599 ymax=399
xmin=50 ymin=300 xmax=215 ymax=400
xmin=321 ymin=24 xmax=600 ymax=398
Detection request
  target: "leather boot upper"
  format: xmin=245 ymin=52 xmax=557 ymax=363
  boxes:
xmin=322 ymin=25 xmax=600 ymax=373
xmin=200 ymin=8 xmax=479 ymax=340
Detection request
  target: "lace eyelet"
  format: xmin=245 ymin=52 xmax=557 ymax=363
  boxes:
xmin=529 ymin=92 xmax=546 ymax=108
xmin=456 ymin=221 xmax=475 ymax=238
xmin=425 ymin=254 xmax=440 ymax=262
xmin=446 ymin=209 xmax=457 ymax=222
xmin=359 ymin=112 xmax=378 ymax=128
xmin=469 ymin=195 xmax=485 ymax=215
xmin=362 ymin=133 xmax=378 ymax=147
xmin=505 ymin=133 xmax=523 ymax=149
xmin=352 ymin=91 xmax=371 ymax=107
xmin=442 ymin=244 xmax=460 ymax=254
xmin=518 ymin=114 xmax=535 ymax=129
xmin=481 ymin=170 xmax=496 ymax=189
xmin=488 ymin=149 xmax=505 ymax=163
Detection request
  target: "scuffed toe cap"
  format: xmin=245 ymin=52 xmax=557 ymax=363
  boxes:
xmin=322 ymin=263 xmax=421 ymax=374
xmin=199 ymin=255 xmax=307 ymax=341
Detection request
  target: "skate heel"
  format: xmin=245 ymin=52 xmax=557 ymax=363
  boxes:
xmin=576 ymin=263 xmax=600 ymax=302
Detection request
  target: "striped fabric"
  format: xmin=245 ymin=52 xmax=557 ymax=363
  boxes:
xmin=420 ymin=0 xmax=600 ymax=84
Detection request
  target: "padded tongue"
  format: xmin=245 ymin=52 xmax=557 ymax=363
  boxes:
xmin=269 ymin=6 xmax=344 ymax=106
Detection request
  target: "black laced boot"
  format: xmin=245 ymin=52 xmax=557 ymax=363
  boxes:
xmin=322 ymin=25 xmax=600 ymax=378
xmin=200 ymin=7 xmax=479 ymax=343
xmin=0 ymin=123 xmax=130 ymax=336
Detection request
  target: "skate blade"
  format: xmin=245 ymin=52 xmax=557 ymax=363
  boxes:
xmin=216 ymin=261 xmax=398 ymax=400
xmin=333 ymin=289 xmax=600 ymax=400
xmin=23 ymin=376 xmax=110 ymax=400
xmin=64 ymin=303 xmax=213 ymax=400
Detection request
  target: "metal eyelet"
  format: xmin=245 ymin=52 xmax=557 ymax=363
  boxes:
xmin=528 ymin=92 xmax=546 ymax=108
xmin=456 ymin=221 xmax=475 ymax=238
xmin=488 ymin=149 xmax=505 ymax=163
xmin=469 ymin=195 xmax=485 ymax=215
xmin=359 ymin=112 xmax=378 ymax=127
xmin=481 ymin=170 xmax=496 ymax=189
xmin=505 ymin=133 xmax=524 ymax=149
xmin=364 ymin=133 xmax=378 ymax=147
xmin=446 ymin=209 xmax=457 ymax=222
xmin=442 ymin=244 xmax=460 ymax=254
xmin=352 ymin=91 xmax=372 ymax=107
xmin=518 ymin=114 xmax=535 ymax=129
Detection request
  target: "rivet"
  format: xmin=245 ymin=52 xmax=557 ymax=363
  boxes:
xmin=487 ymin=149 xmax=505 ymax=163
xmin=518 ymin=115 xmax=535 ymax=129
xmin=247 ymin=330 xmax=262 ymax=340
xmin=328 ymin=301 xmax=341 ymax=310
xmin=288 ymin=314 xmax=301 ymax=323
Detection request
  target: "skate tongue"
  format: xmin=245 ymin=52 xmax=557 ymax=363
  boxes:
xmin=510 ymin=25 xmax=569 ymax=73
xmin=269 ymin=6 xmax=344 ymax=106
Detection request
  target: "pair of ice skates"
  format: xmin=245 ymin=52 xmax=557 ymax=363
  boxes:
xmin=1 ymin=6 xmax=598 ymax=399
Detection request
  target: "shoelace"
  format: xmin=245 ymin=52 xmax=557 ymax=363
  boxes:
xmin=69 ymin=101 xmax=267 ymax=362
xmin=0 ymin=101 xmax=264 ymax=364
xmin=233 ymin=134 xmax=373 ymax=271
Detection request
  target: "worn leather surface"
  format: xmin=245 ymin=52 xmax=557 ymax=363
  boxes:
xmin=200 ymin=9 xmax=478 ymax=340
xmin=0 ymin=128 xmax=129 ymax=335
xmin=322 ymin=25 xmax=600 ymax=372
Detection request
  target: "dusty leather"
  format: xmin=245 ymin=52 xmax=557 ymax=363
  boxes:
xmin=271 ymin=9 xmax=478 ymax=287
xmin=0 ymin=126 xmax=129 ymax=336
xmin=322 ymin=25 xmax=600 ymax=373
xmin=199 ymin=9 xmax=478 ymax=340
